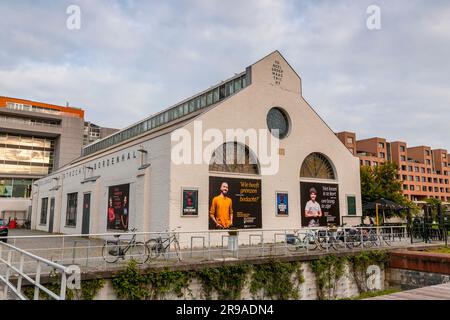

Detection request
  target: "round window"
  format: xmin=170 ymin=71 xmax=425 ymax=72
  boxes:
xmin=266 ymin=107 xmax=290 ymax=139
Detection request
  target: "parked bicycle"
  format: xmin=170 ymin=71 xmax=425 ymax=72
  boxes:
xmin=287 ymin=229 xmax=321 ymax=252
xmin=146 ymin=227 xmax=182 ymax=261
xmin=318 ymin=226 xmax=346 ymax=251
xmin=102 ymin=227 xmax=148 ymax=264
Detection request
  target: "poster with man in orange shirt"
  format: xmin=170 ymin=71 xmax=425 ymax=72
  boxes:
xmin=209 ymin=182 xmax=233 ymax=229
xmin=209 ymin=176 xmax=262 ymax=230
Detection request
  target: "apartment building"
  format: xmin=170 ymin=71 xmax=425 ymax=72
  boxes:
xmin=83 ymin=122 xmax=119 ymax=146
xmin=337 ymin=131 xmax=450 ymax=203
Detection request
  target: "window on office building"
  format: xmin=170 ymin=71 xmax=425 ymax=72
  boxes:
xmin=415 ymin=176 xmax=420 ymax=182
xmin=421 ymin=168 xmax=425 ymax=173
xmin=378 ymin=142 xmax=384 ymax=148
xmin=400 ymin=146 xmax=406 ymax=152
xmin=400 ymin=155 xmax=406 ymax=161
xmin=347 ymin=137 xmax=353 ymax=144
xmin=365 ymin=160 xmax=371 ymax=166
xmin=410 ymin=185 xmax=414 ymax=191
xmin=409 ymin=175 xmax=414 ymax=181
xmin=414 ymin=167 xmax=419 ymax=172
xmin=403 ymin=184 xmax=408 ymax=190
xmin=379 ymin=152 xmax=385 ymax=159
xmin=65 ymin=193 xmax=78 ymax=227
xmin=402 ymin=175 xmax=407 ymax=180
xmin=408 ymin=166 xmax=413 ymax=171
xmin=426 ymin=159 xmax=431 ymax=165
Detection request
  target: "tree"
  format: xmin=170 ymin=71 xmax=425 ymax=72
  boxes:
xmin=360 ymin=162 xmax=404 ymax=203
xmin=360 ymin=162 xmax=411 ymax=218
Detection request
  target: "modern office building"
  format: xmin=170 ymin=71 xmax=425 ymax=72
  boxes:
xmin=83 ymin=122 xmax=119 ymax=146
xmin=0 ymin=96 xmax=85 ymax=222
xmin=337 ymin=131 xmax=450 ymax=203
xmin=31 ymin=51 xmax=363 ymax=239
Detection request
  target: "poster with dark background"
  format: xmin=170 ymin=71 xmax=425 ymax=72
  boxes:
xmin=209 ymin=176 xmax=262 ymax=229
xmin=182 ymin=189 xmax=198 ymax=216
xmin=107 ymin=183 xmax=130 ymax=230
xmin=300 ymin=182 xmax=340 ymax=227
xmin=276 ymin=192 xmax=289 ymax=216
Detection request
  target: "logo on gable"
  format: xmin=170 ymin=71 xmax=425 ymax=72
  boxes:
xmin=272 ymin=60 xmax=283 ymax=85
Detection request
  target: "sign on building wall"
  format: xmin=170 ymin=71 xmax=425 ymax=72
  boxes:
xmin=209 ymin=177 xmax=262 ymax=230
xmin=181 ymin=188 xmax=198 ymax=216
xmin=276 ymin=192 xmax=289 ymax=216
xmin=300 ymin=182 xmax=340 ymax=227
xmin=107 ymin=183 xmax=130 ymax=231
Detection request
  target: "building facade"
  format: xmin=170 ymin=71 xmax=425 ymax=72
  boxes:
xmin=337 ymin=131 xmax=450 ymax=203
xmin=31 ymin=51 xmax=363 ymax=239
xmin=83 ymin=122 xmax=119 ymax=146
xmin=0 ymin=96 xmax=85 ymax=221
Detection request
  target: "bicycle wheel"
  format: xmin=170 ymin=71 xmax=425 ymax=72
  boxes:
xmin=305 ymin=235 xmax=319 ymax=251
xmin=146 ymin=239 xmax=161 ymax=259
xmin=173 ymin=238 xmax=182 ymax=261
xmin=287 ymin=238 xmax=302 ymax=252
xmin=318 ymin=237 xmax=332 ymax=250
xmin=128 ymin=241 xmax=149 ymax=264
xmin=331 ymin=238 xmax=346 ymax=251
xmin=102 ymin=242 xmax=120 ymax=263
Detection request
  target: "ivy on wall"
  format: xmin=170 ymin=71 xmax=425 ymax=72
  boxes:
xmin=250 ymin=260 xmax=304 ymax=300
xmin=347 ymin=250 xmax=389 ymax=294
xmin=196 ymin=264 xmax=250 ymax=300
xmin=22 ymin=250 xmax=390 ymax=300
xmin=310 ymin=255 xmax=346 ymax=300
xmin=111 ymin=260 xmax=306 ymax=300
xmin=23 ymin=277 xmax=104 ymax=300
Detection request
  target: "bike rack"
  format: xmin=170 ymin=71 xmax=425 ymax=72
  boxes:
xmin=221 ymin=235 xmax=238 ymax=259
xmin=72 ymin=240 xmax=90 ymax=268
xmin=190 ymin=236 xmax=206 ymax=258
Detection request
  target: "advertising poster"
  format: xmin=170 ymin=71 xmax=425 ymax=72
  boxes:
xmin=276 ymin=192 xmax=289 ymax=216
xmin=300 ymin=182 xmax=340 ymax=227
xmin=107 ymin=183 xmax=130 ymax=231
xmin=182 ymin=189 xmax=198 ymax=216
xmin=209 ymin=176 xmax=261 ymax=230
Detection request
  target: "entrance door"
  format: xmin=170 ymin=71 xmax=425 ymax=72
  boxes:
xmin=82 ymin=193 xmax=91 ymax=235
xmin=48 ymin=198 xmax=55 ymax=233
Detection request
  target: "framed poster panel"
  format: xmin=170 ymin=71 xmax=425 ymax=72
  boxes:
xmin=300 ymin=181 xmax=340 ymax=227
xmin=181 ymin=188 xmax=199 ymax=217
xmin=107 ymin=183 xmax=130 ymax=231
xmin=275 ymin=192 xmax=289 ymax=216
xmin=209 ymin=176 xmax=262 ymax=230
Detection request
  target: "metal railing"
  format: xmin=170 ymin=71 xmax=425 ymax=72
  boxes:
xmin=0 ymin=225 xmax=414 ymax=275
xmin=0 ymin=241 xmax=71 ymax=300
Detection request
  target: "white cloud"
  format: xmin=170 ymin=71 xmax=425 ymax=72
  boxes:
xmin=0 ymin=0 xmax=449 ymax=150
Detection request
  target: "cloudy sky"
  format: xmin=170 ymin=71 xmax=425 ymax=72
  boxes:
xmin=1 ymin=0 xmax=449 ymax=150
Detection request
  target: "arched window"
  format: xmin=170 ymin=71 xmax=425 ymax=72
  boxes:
xmin=300 ymin=153 xmax=336 ymax=180
xmin=209 ymin=142 xmax=259 ymax=175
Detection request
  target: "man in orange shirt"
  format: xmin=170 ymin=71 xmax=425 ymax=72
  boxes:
xmin=210 ymin=182 xmax=233 ymax=229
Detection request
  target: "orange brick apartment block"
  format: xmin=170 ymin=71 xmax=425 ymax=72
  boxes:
xmin=337 ymin=131 xmax=450 ymax=203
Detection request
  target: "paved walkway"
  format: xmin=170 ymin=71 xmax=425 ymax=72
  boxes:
xmin=366 ymin=282 xmax=450 ymax=300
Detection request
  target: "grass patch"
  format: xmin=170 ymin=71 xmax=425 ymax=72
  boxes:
xmin=426 ymin=246 xmax=450 ymax=254
xmin=339 ymin=289 xmax=401 ymax=300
